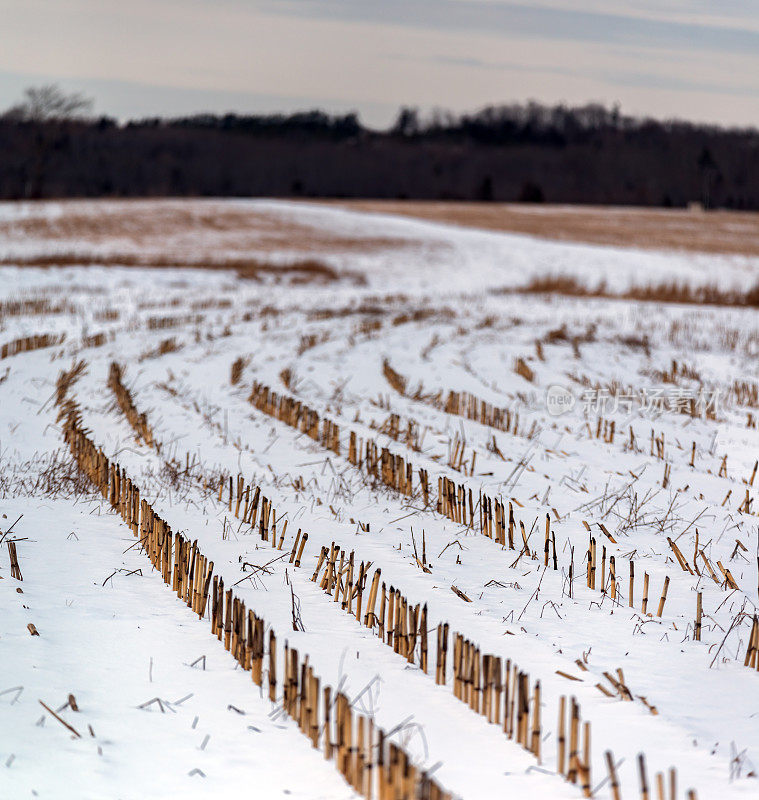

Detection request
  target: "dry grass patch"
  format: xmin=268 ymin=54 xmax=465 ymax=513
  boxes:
xmin=333 ymin=200 xmax=759 ymax=256
xmin=511 ymin=274 xmax=759 ymax=308
xmin=0 ymin=252 xmax=363 ymax=285
xmin=0 ymin=201 xmax=413 ymax=264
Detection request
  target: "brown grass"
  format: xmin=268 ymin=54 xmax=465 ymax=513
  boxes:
xmin=139 ymin=337 xmax=182 ymax=362
xmin=332 ymin=201 xmax=759 ymax=256
xmin=510 ymin=274 xmax=759 ymax=308
xmin=514 ymin=357 xmax=535 ymax=383
xmin=0 ymin=252 xmax=362 ymax=285
xmin=0 ymin=201 xmax=411 ymax=262
xmin=382 ymin=359 xmax=407 ymax=396
xmin=230 ymin=356 xmax=248 ymax=386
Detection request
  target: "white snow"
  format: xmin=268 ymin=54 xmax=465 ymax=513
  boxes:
xmin=1 ymin=199 xmax=758 ymax=799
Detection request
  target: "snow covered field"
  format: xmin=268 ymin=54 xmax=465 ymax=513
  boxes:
xmin=1 ymin=199 xmax=758 ymax=800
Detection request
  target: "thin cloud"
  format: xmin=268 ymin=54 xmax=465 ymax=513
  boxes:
xmin=259 ymin=0 xmax=759 ymax=54
xmin=401 ymin=52 xmax=759 ymax=100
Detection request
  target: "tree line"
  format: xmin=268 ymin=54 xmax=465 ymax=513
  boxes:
xmin=1 ymin=85 xmax=757 ymax=207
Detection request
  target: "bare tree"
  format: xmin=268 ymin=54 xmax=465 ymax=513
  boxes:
xmin=3 ymin=84 xmax=92 ymax=122
xmin=3 ymin=85 xmax=93 ymax=198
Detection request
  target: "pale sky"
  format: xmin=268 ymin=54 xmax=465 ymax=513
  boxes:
xmin=1 ymin=0 xmax=758 ymax=128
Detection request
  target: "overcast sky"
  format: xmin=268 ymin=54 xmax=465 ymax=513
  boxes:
xmin=2 ymin=0 xmax=758 ymax=128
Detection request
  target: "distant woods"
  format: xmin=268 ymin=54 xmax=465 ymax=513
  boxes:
xmin=0 ymin=86 xmax=757 ymax=208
